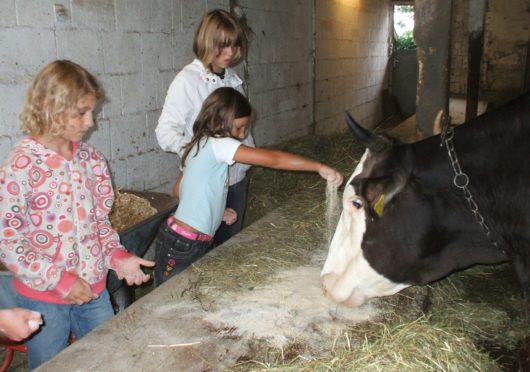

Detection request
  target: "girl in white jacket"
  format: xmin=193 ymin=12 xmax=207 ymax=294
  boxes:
xmin=156 ymin=9 xmax=253 ymax=246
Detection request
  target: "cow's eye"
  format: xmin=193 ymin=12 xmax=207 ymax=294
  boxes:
xmin=352 ymin=199 xmax=363 ymax=209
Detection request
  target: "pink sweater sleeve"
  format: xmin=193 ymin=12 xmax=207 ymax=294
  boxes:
xmin=89 ymin=149 xmax=133 ymax=269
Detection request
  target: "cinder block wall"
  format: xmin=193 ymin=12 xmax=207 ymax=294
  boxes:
xmin=0 ymin=0 xmax=388 ymax=193
xmin=240 ymin=0 xmax=314 ymax=146
xmin=0 ymin=0 xmax=187 ymax=193
xmin=314 ymin=0 xmax=390 ymax=134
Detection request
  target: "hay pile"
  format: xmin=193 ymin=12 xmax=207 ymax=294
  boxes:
xmin=239 ymin=265 xmax=526 ymax=372
xmin=109 ymin=190 xmax=157 ymax=233
xmin=218 ymin=132 xmax=529 ymax=372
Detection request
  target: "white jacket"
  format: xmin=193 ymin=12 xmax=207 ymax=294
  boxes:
xmin=156 ymin=59 xmax=254 ymax=185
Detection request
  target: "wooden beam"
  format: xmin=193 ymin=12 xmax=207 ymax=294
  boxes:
xmin=465 ymin=0 xmax=487 ymax=122
xmin=414 ymin=0 xmax=453 ymax=136
xmin=524 ymin=39 xmax=530 ymax=93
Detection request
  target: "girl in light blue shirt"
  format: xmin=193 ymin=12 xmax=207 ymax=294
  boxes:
xmin=156 ymin=9 xmax=252 ymax=246
xmin=154 ymin=87 xmax=343 ymax=285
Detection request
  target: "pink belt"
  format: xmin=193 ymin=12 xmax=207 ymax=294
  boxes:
xmin=167 ymin=216 xmax=212 ymax=242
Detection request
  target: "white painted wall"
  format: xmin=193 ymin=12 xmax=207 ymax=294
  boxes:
xmin=242 ymin=0 xmax=314 ymax=145
xmin=314 ymin=0 xmax=391 ymax=134
xmin=0 ymin=0 xmax=389 ymax=193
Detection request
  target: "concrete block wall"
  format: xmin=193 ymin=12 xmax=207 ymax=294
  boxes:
xmin=0 ymin=0 xmax=225 ymax=194
xmin=0 ymin=0 xmax=388 ymax=193
xmin=314 ymin=0 xmax=390 ymax=134
xmin=240 ymin=0 xmax=314 ymax=146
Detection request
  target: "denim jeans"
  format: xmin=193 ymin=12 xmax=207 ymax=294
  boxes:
xmin=214 ymin=177 xmax=248 ymax=246
xmin=17 ymin=289 xmax=114 ymax=370
xmin=154 ymin=222 xmax=212 ymax=287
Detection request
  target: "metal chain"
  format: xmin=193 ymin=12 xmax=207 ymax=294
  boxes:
xmin=443 ymin=127 xmax=499 ymax=248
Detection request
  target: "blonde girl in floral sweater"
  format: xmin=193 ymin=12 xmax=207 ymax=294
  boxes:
xmin=0 ymin=60 xmax=154 ymax=369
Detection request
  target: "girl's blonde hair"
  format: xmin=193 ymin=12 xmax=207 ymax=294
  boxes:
xmin=182 ymin=87 xmax=251 ymax=166
xmin=193 ymin=9 xmax=246 ymax=71
xmin=20 ymin=60 xmax=104 ymax=138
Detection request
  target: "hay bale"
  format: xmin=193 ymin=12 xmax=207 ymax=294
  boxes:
xmin=109 ymin=190 xmax=157 ymax=233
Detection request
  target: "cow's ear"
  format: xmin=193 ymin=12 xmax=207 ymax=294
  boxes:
xmin=361 ymin=178 xmax=387 ymax=217
xmin=361 ymin=169 xmax=409 ymax=217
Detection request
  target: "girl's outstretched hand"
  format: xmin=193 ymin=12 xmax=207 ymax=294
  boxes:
xmin=114 ymin=256 xmax=155 ymax=286
xmin=318 ymin=165 xmax=344 ymax=187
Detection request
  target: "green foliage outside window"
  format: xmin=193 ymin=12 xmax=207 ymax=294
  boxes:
xmin=394 ymin=5 xmax=416 ymax=50
xmin=395 ymin=30 xmax=416 ymax=50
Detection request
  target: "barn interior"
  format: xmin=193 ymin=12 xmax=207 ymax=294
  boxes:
xmin=0 ymin=0 xmax=529 ymax=371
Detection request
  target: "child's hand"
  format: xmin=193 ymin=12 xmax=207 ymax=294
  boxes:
xmin=66 ymin=277 xmax=98 ymax=305
xmin=114 ymin=256 xmax=155 ymax=286
xmin=318 ymin=165 xmax=344 ymax=187
xmin=0 ymin=308 xmax=42 ymax=341
xmin=222 ymin=208 xmax=238 ymax=225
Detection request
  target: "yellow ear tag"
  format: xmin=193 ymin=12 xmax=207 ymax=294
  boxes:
xmin=373 ymin=194 xmax=385 ymax=216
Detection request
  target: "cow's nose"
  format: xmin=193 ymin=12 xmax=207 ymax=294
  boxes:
xmin=320 ymin=273 xmax=338 ymax=295
xmin=321 ymin=273 xmax=367 ymax=307
xmin=343 ymin=290 xmax=367 ymax=307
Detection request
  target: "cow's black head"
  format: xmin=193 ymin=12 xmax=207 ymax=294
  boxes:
xmin=321 ymin=113 xmax=504 ymax=307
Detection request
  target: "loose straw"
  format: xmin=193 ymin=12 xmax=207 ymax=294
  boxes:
xmin=147 ymin=341 xmax=201 ymax=348
xmin=325 ymin=182 xmax=340 ymax=244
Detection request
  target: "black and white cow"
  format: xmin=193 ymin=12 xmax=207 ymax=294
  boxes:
xmin=321 ymin=92 xmax=530 ymax=307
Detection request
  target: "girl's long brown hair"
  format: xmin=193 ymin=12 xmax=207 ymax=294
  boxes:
xmin=181 ymin=87 xmax=251 ymax=166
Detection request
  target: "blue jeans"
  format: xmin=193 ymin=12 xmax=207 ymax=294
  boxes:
xmin=154 ymin=222 xmax=212 ymax=287
xmin=214 ymin=177 xmax=248 ymax=246
xmin=17 ymin=289 xmax=114 ymax=370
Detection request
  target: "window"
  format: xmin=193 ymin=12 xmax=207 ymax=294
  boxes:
xmin=394 ymin=4 xmax=416 ymax=50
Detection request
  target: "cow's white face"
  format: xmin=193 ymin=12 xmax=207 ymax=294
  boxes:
xmin=320 ymin=150 xmax=409 ymax=307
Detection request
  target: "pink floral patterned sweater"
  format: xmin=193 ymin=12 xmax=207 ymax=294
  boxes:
xmin=0 ymin=137 xmax=132 ymax=304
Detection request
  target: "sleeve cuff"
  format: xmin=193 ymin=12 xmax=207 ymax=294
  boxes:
xmin=109 ymin=249 xmax=134 ymax=270
xmin=55 ymin=271 xmax=78 ymax=298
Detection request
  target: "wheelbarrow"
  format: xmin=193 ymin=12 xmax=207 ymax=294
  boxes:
xmin=107 ymin=190 xmax=177 ymax=312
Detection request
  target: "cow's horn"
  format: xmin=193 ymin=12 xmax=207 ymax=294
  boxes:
xmin=344 ymin=112 xmax=387 ymax=152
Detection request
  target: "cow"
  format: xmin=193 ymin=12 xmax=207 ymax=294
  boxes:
xmin=320 ymin=92 xmax=530 ymax=307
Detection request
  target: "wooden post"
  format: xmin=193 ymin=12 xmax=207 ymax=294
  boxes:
xmin=524 ymin=39 xmax=530 ymax=93
xmin=465 ymin=0 xmax=487 ymax=122
xmin=414 ymin=0 xmax=453 ymax=136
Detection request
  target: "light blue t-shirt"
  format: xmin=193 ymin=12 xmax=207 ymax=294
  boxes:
xmin=174 ymin=137 xmax=242 ymax=236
